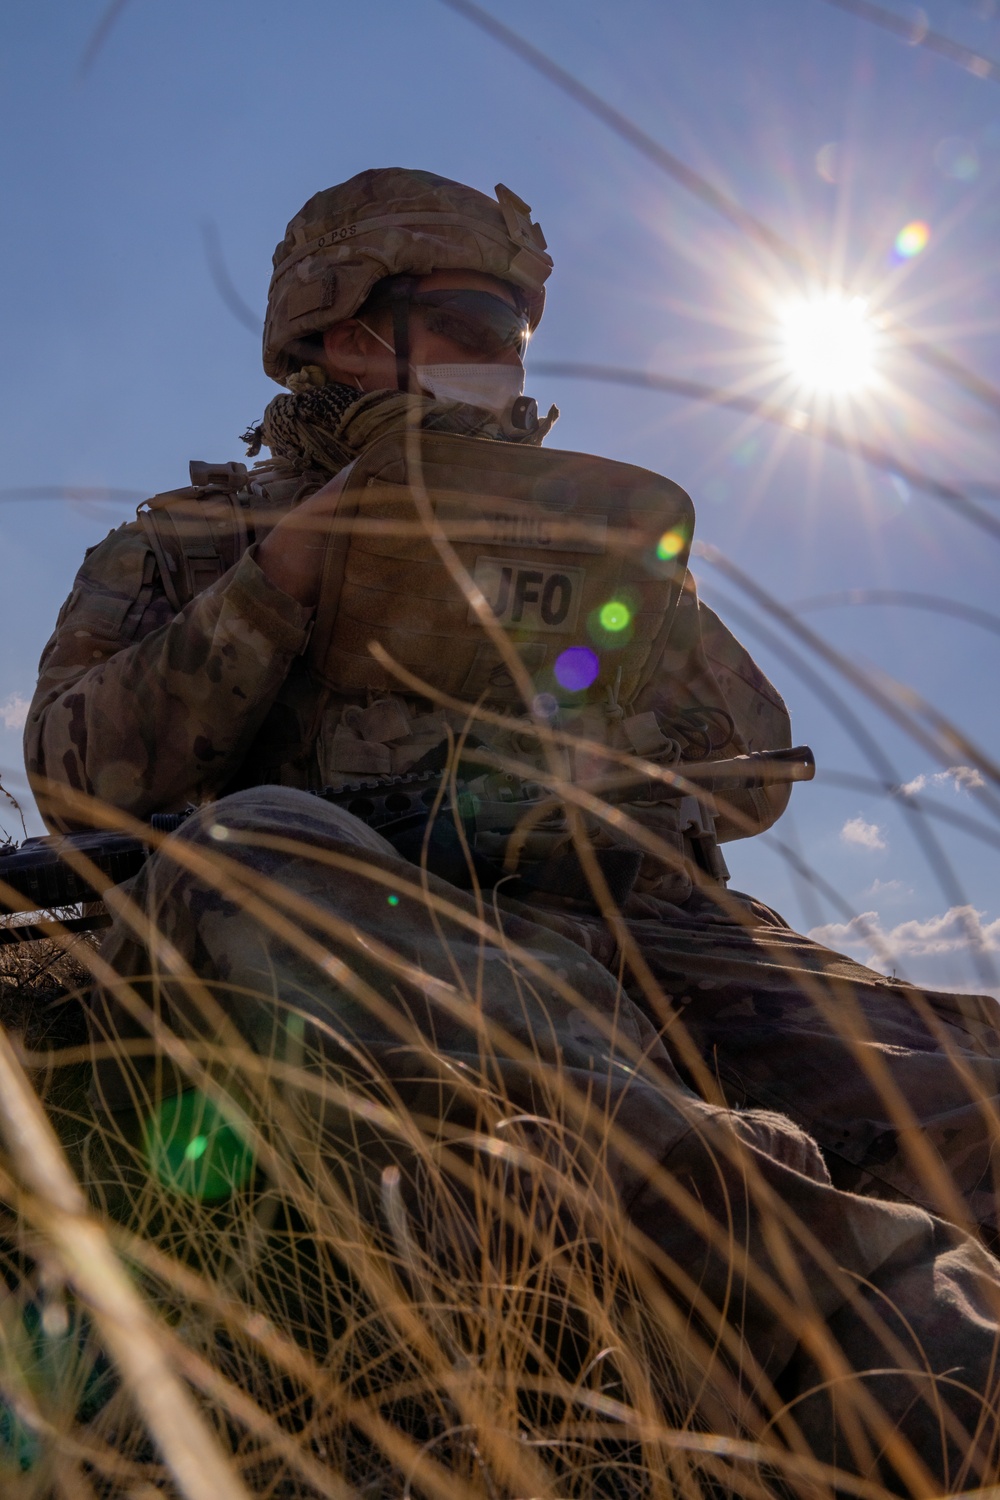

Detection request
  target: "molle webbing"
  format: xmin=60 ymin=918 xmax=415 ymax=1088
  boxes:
xmin=136 ymin=467 xmax=251 ymax=613
xmin=306 ymin=432 xmax=695 ymax=710
xmin=136 ymin=463 xmax=308 ymax=614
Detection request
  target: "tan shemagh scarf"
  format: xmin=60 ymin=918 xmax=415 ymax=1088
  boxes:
xmin=243 ymin=377 xmax=547 ymax=477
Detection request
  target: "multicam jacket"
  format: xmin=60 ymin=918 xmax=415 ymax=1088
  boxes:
xmin=25 ymin=391 xmax=793 ymax=840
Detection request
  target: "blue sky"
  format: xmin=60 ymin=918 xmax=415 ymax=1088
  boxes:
xmin=2 ymin=0 xmax=999 ymax=993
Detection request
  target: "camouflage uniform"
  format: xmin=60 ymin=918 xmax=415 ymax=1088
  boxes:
xmin=26 ymin=383 xmax=1000 ymax=1236
xmin=26 ymin=384 xmax=1000 ymax=1479
xmin=86 ymin=786 xmax=1000 ymax=1485
xmin=23 ymin=168 xmax=1000 ymax=1483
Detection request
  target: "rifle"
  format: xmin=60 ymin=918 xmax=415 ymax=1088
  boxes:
xmin=0 ymin=746 xmax=814 ymax=944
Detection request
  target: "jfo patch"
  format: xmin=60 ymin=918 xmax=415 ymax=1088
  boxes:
xmin=472 ymin=557 xmax=585 ymax=633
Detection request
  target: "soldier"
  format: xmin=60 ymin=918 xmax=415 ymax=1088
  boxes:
xmin=24 ymin=168 xmax=1000 ymax=1486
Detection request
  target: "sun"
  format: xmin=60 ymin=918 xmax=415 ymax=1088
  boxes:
xmin=780 ymin=290 xmax=877 ymax=395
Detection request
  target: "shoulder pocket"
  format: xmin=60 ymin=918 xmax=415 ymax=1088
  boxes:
xmin=70 ymin=526 xmax=156 ymax=643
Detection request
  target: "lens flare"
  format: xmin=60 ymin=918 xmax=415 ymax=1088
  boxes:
xmin=895 ymin=220 xmax=930 ymax=258
xmin=780 ymin=291 xmax=875 ymax=394
xmin=554 ymin=646 xmax=599 ymax=692
xmin=934 ymin=136 xmax=978 ymax=182
xmin=144 ymin=1090 xmax=254 ymax=1202
xmin=599 ymin=600 xmax=631 ymax=632
xmin=532 ymin=692 xmax=559 ymax=719
xmin=656 ymin=529 xmax=686 ymax=561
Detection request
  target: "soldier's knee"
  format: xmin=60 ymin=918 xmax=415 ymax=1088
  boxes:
xmin=175 ymin=785 xmax=395 ymax=859
xmin=731 ymin=1108 xmax=832 ymax=1184
xmin=203 ymin=785 xmax=315 ymax=826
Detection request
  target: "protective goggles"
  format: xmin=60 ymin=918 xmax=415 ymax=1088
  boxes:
xmin=406 ymin=289 xmax=530 ymax=359
xmin=371 ymin=277 xmax=530 ymax=391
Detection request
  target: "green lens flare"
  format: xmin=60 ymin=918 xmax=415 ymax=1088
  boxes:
xmin=144 ymin=1091 xmax=254 ymax=1202
xmin=598 ymin=600 xmax=631 ymax=632
xmin=656 ymin=529 xmax=685 ymax=561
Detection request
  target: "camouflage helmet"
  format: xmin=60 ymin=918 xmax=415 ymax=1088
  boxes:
xmin=263 ymin=167 xmax=553 ymax=386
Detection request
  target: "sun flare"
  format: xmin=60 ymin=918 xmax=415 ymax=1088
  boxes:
xmin=780 ymin=291 xmax=876 ymax=395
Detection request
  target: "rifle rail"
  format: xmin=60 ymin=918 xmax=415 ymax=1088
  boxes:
xmin=0 ymin=747 xmax=815 ymax=943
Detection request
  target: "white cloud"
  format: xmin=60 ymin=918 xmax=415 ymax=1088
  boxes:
xmin=945 ymin=764 xmax=986 ymax=792
xmin=812 ymin=905 xmax=1000 ymax=958
xmin=810 ymin=910 xmax=883 ymax=952
xmin=840 ymin=816 xmax=886 ymax=851
xmin=0 ymin=694 xmax=28 ymax=732
xmin=886 ymin=907 xmax=997 ymax=957
xmin=900 ymin=765 xmax=985 ymax=797
xmin=809 ymin=906 xmax=1000 ymax=996
xmin=864 ymin=878 xmax=905 ymax=896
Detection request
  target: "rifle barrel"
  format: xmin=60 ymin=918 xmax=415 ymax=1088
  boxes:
xmin=0 ymin=832 xmax=147 ymax=917
xmin=586 ymin=744 xmax=816 ymax=801
xmin=0 ymin=746 xmax=815 ymax=938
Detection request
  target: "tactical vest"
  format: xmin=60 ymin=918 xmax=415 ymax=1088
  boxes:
xmin=135 ymin=458 xmax=314 ymax=613
xmin=133 ymin=438 xmax=787 ymax=891
xmin=306 ymin=432 xmax=693 ymax=711
xmin=137 ymin=434 xmax=694 ymax=716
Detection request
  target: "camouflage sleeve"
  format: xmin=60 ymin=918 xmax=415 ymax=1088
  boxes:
xmin=641 ymin=575 xmax=793 ymax=841
xmin=24 ymin=522 xmax=312 ymax=830
xmin=695 ymin=597 xmax=793 ymax=840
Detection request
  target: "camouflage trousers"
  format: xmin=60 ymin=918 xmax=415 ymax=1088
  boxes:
xmin=93 ymin=786 xmax=1000 ymax=1486
xmin=620 ymin=890 xmax=1000 ymax=1238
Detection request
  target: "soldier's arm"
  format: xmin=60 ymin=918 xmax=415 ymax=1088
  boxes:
xmin=25 ymin=523 xmax=312 ymax=829
xmin=640 ymin=576 xmax=794 ymax=841
xmin=695 ymin=598 xmax=793 ymax=840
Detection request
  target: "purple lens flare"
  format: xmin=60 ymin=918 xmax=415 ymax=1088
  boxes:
xmin=554 ymin=646 xmax=600 ymax=692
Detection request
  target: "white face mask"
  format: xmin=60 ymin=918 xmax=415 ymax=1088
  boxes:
xmin=356 ymin=319 xmax=525 ymax=417
xmin=412 ymin=362 xmax=525 ymax=414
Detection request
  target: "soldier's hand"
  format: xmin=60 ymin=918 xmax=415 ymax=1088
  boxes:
xmin=255 ymin=476 xmax=348 ymax=608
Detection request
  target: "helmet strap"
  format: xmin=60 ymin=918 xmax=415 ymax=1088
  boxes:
xmin=388 ymin=276 xmax=416 ymax=393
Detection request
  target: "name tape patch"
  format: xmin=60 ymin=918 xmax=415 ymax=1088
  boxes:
xmin=481 ymin=509 xmax=607 ymax=554
xmin=431 ymin=497 xmax=609 ymax=553
xmin=472 ymin=557 xmax=585 ymax=633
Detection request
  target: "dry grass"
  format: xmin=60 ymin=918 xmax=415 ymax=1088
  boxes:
xmin=2 ymin=437 xmax=999 ymax=1499
xmin=0 ymin=796 xmax=997 ymax=1500
xmin=0 ymin=926 xmax=708 ymax=1500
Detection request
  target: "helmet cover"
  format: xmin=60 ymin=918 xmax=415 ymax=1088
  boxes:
xmin=263 ymin=167 xmax=553 ymax=386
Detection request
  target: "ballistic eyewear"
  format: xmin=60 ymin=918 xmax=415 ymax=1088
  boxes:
xmin=368 ymin=276 xmax=531 ymax=393
xmin=406 ymin=289 xmax=531 ymax=359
